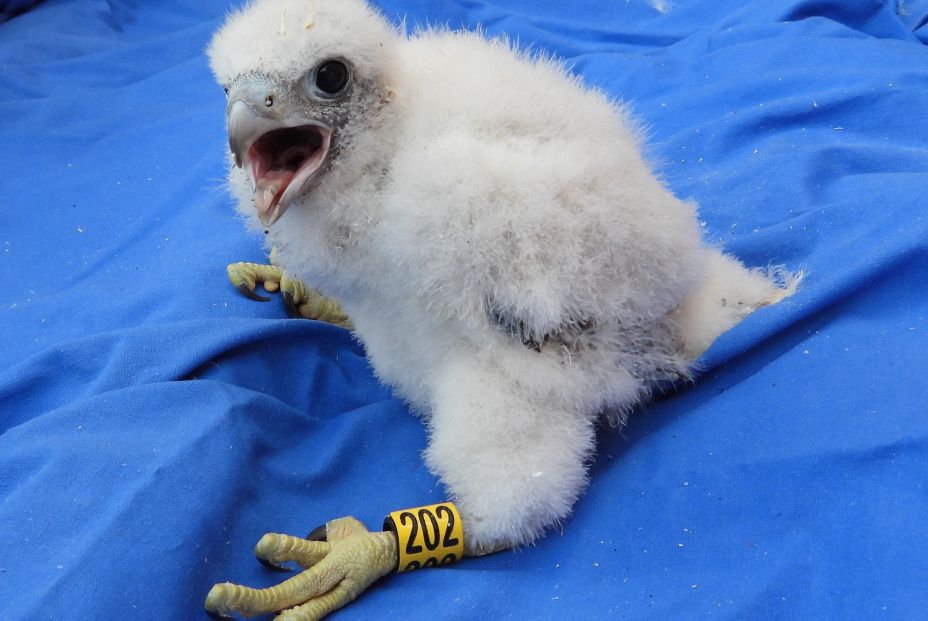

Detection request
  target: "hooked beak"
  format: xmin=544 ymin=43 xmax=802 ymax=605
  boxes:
xmin=227 ymin=99 xmax=332 ymax=227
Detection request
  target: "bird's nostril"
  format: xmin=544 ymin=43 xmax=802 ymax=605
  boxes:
xmin=265 ymin=95 xmax=274 ymax=107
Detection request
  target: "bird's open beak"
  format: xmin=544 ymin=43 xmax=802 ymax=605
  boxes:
xmin=227 ymin=97 xmax=332 ymax=227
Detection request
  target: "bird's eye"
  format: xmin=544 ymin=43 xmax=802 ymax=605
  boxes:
xmin=313 ymin=59 xmax=350 ymax=97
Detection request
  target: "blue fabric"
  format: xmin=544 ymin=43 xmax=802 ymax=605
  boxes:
xmin=1 ymin=0 xmax=926 ymax=619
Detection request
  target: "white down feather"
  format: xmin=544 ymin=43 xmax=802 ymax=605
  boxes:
xmin=209 ymin=0 xmax=798 ymax=552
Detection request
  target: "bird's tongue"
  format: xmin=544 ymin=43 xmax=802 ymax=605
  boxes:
xmin=254 ymin=171 xmax=294 ymax=220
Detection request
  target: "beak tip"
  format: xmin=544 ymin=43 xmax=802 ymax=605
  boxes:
xmin=258 ymin=208 xmax=282 ymax=228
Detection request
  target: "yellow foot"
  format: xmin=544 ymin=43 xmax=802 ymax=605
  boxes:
xmin=205 ymin=517 xmax=397 ymax=621
xmin=226 ymin=261 xmax=352 ymax=328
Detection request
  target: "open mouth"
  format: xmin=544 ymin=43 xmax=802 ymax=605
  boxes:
xmin=246 ymin=124 xmax=331 ymax=226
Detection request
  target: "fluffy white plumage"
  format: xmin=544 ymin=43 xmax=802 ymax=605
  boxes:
xmin=209 ymin=0 xmax=796 ymax=553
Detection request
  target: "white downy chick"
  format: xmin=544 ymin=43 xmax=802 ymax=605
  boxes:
xmin=208 ymin=0 xmax=797 ymax=554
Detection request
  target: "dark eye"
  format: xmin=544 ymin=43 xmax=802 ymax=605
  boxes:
xmin=314 ymin=59 xmax=350 ymax=96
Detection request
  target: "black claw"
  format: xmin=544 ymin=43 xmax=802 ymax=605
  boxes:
xmin=257 ymin=556 xmax=293 ymax=572
xmin=235 ymin=283 xmax=272 ymax=302
xmin=206 ymin=609 xmax=234 ymax=620
xmin=306 ymin=524 xmax=327 ymax=542
xmin=282 ymin=291 xmax=300 ymax=317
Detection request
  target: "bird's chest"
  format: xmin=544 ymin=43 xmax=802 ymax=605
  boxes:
xmin=342 ymin=289 xmax=448 ymax=412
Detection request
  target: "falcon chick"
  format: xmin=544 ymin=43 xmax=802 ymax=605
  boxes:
xmin=206 ymin=0 xmax=797 ymax=616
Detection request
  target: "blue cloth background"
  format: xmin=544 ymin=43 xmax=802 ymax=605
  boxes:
xmin=1 ymin=0 xmax=926 ymax=618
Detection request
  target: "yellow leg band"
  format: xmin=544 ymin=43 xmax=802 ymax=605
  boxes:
xmin=383 ymin=502 xmax=464 ymax=572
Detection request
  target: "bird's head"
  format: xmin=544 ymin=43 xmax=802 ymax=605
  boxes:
xmin=208 ymin=0 xmax=399 ymax=227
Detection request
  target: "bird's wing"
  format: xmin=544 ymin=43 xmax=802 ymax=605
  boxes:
xmin=486 ymin=298 xmax=594 ymax=352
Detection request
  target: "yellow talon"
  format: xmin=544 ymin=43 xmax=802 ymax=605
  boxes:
xmin=226 ymin=255 xmax=352 ymax=328
xmin=205 ymin=517 xmax=397 ymax=621
xmin=295 ymin=290 xmax=352 ymax=328
xmin=255 ymin=533 xmax=330 ymax=570
xmin=226 ymin=262 xmax=283 ymax=302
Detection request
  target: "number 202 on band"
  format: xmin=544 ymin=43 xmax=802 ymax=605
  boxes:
xmin=384 ymin=502 xmax=465 ymax=572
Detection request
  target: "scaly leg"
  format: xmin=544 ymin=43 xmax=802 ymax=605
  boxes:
xmin=205 ymin=517 xmax=396 ymax=620
xmin=226 ymin=252 xmax=352 ymax=328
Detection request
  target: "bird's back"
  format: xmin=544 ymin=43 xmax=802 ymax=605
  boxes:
xmin=378 ymin=31 xmax=705 ymax=341
xmin=393 ymin=30 xmax=644 ymax=167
